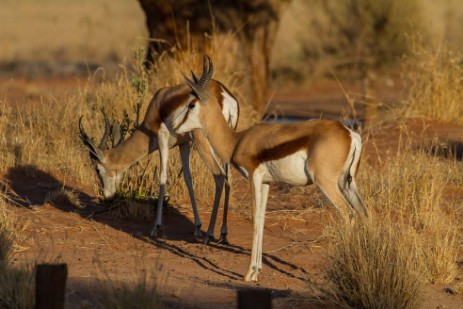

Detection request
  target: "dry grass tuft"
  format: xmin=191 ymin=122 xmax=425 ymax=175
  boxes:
xmin=45 ymin=187 xmax=83 ymax=209
xmin=322 ymin=218 xmax=422 ymax=309
xmin=95 ymin=273 xmax=161 ymax=309
xmin=319 ymin=135 xmax=460 ymax=307
xmin=101 ymin=193 xmax=159 ymax=221
xmin=361 ymin=139 xmax=459 ymax=283
xmin=401 ymin=41 xmax=463 ymax=124
xmin=0 ymin=263 xmax=35 ymax=309
xmin=0 ymin=191 xmax=35 ymax=309
xmin=93 ymin=254 xmax=163 ymax=309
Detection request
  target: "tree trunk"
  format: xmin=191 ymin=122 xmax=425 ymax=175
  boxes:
xmin=137 ymin=0 xmax=291 ymax=117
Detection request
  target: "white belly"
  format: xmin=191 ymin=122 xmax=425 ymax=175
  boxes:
xmin=259 ymin=150 xmax=310 ymax=185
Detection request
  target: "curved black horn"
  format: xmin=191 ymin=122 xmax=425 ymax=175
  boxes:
xmin=190 ymin=70 xmax=199 ymax=83
xmin=197 ymin=55 xmax=213 ymax=88
xmin=183 ymin=72 xmax=208 ymax=102
xmin=78 ymin=116 xmax=102 ymax=161
xmin=183 ymin=55 xmax=214 ymax=101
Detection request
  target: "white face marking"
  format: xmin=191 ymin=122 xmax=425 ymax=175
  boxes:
xmin=95 ymin=163 xmax=122 ymax=200
xmin=172 ymin=96 xmax=203 ymax=134
xmin=168 ymin=104 xmax=189 ymax=132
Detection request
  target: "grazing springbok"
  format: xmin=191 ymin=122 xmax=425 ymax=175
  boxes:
xmin=78 ymin=79 xmax=239 ymax=243
xmin=167 ymin=56 xmax=367 ymax=282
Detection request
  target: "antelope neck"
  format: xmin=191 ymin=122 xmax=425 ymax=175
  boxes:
xmin=105 ymin=129 xmax=152 ymax=168
xmin=202 ymin=112 xmax=241 ymax=165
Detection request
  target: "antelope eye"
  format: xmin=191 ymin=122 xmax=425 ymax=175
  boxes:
xmin=188 ymin=102 xmax=196 ymax=109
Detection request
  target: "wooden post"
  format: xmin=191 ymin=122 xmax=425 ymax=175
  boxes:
xmin=35 ymin=263 xmax=68 ymax=309
xmin=237 ymin=288 xmax=272 ymax=309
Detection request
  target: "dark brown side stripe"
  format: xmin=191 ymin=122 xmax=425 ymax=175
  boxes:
xmin=256 ymin=136 xmax=310 ymax=163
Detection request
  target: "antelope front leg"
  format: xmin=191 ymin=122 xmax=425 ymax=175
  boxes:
xmin=150 ymin=133 xmax=170 ymax=238
xmin=245 ymin=173 xmax=264 ymax=282
xmin=204 ymin=174 xmax=225 ymax=245
xmin=179 ymin=142 xmax=202 ymax=237
xmin=218 ymin=164 xmax=231 ymax=244
xmin=256 ymin=183 xmax=269 ymax=274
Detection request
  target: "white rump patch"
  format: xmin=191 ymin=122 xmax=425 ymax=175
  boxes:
xmin=221 ymin=89 xmax=239 ymax=128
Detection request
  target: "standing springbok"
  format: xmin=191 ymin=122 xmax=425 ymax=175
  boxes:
xmin=79 ymin=79 xmax=239 ymax=243
xmin=168 ymin=56 xmax=367 ymax=282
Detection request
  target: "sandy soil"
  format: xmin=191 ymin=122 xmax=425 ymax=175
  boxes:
xmin=2 ymin=77 xmax=463 ymax=308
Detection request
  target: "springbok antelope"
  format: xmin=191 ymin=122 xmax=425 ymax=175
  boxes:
xmin=78 ymin=79 xmax=239 ymax=243
xmin=168 ymin=56 xmax=367 ymax=282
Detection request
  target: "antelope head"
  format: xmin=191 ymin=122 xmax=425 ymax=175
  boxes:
xmin=172 ymin=55 xmax=215 ymax=134
xmin=78 ymin=111 xmax=129 ymax=200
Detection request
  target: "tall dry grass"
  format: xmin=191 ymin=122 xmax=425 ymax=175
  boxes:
xmin=319 ymin=136 xmax=460 ymax=308
xmin=401 ymin=42 xmax=463 ymax=124
xmin=319 ymin=37 xmax=463 ymax=305
xmin=322 ymin=219 xmax=422 ymax=309
xmin=362 ymin=140 xmax=459 ymax=283
xmin=319 ymin=38 xmax=463 ymax=307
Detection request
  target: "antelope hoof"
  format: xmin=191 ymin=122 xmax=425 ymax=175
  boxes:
xmin=203 ymin=234 xmax=215 ymax=246
xmin=244 ymin=266 xmax=261 ymax=282
xmin=193 ymin=225 xmax=202 ymax=237
xmin=217 ymin=233 xmax=229 ymax=245
xmin=149 ymin=225 xmax=164 ymax=238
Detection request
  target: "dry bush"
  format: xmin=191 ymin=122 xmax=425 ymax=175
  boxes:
xmin=319 ymin=137 xmax=460 ymax=308
xmin=361 ymin=140 xmax=458 ymax=283
xmin=322 ymin=219 xmax=422 ymax=309
xmin=401 ymin=42 xmax=463 ymax=124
